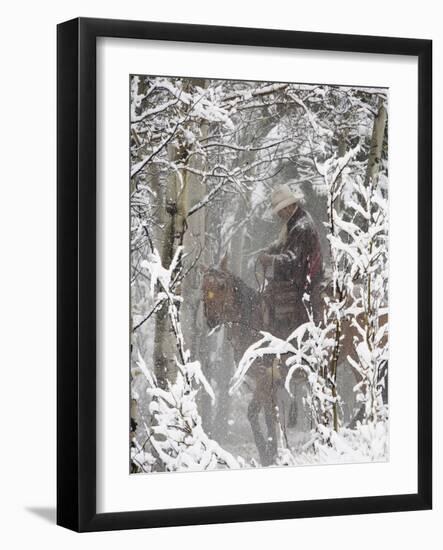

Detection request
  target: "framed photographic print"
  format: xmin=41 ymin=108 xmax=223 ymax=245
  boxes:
xmin=57 ymin=17 xmax=432 ymax=532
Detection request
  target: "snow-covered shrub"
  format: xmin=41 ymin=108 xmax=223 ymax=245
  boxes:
xmin=330 ymin=175 xmax=389 ymax=423
xmin=229 ymin=298 xmax=339 ymax=447
xmin=229 ymin=142 xmax=389 ymax=452
xmin=317 ymin=144 xmax=388 ymax=426
xmin=131 ymin=246 xmax=240 ymax=473
xmin=293 ymin=420 xmax=389 ymax=464
xmin=130 ymin=76 xmax=390 ymax=468
xmin=133 ymin=353 xmax=239 ymax=472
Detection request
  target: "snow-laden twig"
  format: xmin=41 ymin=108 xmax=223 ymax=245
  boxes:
xmin=287 ymin=91 xmax=334 ymax=138
xmin=329 ymin=173 xmax=389 ymax=423
xmin=132 ymin=247 xmax=241 ymax=473
xmin=228 ymin=331 xmax=297 ymax=396
xmin=228 ymin=298 xmax=339 ymax=440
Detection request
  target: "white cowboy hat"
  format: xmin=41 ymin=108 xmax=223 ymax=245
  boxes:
xmin=271 ymin=183 xmax=302 ymax=214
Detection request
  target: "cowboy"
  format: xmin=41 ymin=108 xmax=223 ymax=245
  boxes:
xmin=258 ymin=183 xmax=323 ymax=337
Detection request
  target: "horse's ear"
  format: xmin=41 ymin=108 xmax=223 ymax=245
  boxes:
xmin=219 ymin=252 xmax=229 ymax=272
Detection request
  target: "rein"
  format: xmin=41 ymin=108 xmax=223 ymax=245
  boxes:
xmin=204 ymin=268 xmax=263 ymax=334
xmin=254 ymin=257 xmax=267 ymax=295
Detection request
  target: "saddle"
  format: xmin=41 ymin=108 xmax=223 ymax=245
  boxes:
xmin=262 ymin=276 xmax=326 ymax=329
xmin=262 ymin=280 xmax=303 ymax=326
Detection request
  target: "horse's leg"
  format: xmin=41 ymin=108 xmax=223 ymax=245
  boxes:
xmin=286 ymin=366 xmax=298 ymax=429
xmin=263 ymin=392 xmax=279 ymax=464
xmin=247 ymin=387 xmax=269 ymax=466
xmin=233 ymin=347 xmax=271 ymax=466
xmin=262 ymin=361 xmax=285 ymax=465
xmin=287 ymin=398 xmax=298 ymax=428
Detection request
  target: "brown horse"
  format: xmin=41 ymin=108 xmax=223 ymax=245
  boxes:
xmin=202 ymin=259 xmax=297 ymax=466
xmin=202 ymin=259 xmax=388 ymax=464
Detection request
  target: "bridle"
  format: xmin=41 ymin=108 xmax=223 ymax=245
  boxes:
xmin=203 ymin=268 xmax=261 ymax=334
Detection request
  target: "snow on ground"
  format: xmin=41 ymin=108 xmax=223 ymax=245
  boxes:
xmin=210 ymin=389 xmax=388 ymax=469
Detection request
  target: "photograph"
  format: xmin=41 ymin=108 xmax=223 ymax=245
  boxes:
xmin=129 ymin=75 xmax=389 ymax=473
xmin=0 ymin=0 xmax=435 ymax=542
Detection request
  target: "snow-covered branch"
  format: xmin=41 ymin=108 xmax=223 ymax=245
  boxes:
xmin=132 ymin=248 xmax=241 ymax=472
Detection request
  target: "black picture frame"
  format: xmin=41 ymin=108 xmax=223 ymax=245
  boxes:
xmin=57 ymin=17 xmax=432 ymax=532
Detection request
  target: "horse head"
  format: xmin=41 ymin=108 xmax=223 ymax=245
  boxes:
xmin=201 ymin=254 xmax=241 ymax=329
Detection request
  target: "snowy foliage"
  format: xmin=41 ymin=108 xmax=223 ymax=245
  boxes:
xmin=229 ymin=142 xmax=389 ymax=448
xmin=338 ymin=177 xmax=389 ymax=423
xmin=132 ymin=249 xmax=239 ymax=473
xmin=228 ymin=299 xmax=339 ymax=444
xmin=133 ymin=353 xmax=239 ymax=472
xmin=294 ymin=420 xmax=389 ymax=464
xmin=130 ymin=75 xmax=389 ymax=471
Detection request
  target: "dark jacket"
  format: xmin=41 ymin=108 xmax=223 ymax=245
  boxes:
xmin=266 ymin=206 xmax=323 ymax=292
xmin=262 ymin=206 xmax=323 ymax=333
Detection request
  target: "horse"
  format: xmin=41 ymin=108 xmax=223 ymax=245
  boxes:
xmin=202 ymin=257 xmax=389 ymax=465
xmin=202 ymin=257 xmax=300 ymax=466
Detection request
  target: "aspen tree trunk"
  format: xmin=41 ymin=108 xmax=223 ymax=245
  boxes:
xmin=365 ymin=101 xmax=388 ymax=421
xmin=364 ymin=102 xmax=387 ymax=332
xmin=153 ymin=141 xmax=188 ymax=389
xmin=365 ymin=101 xmax=388 ymax=186
xmin=154 ymin=79 xmax=208 ymax=391
xmin=348 ymin=101 xmax=388 ymax=425
xmin=181 ymin=101 xmax=211 ymax=429
xmin=133 ymin=166 xmax=162 ymax=356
